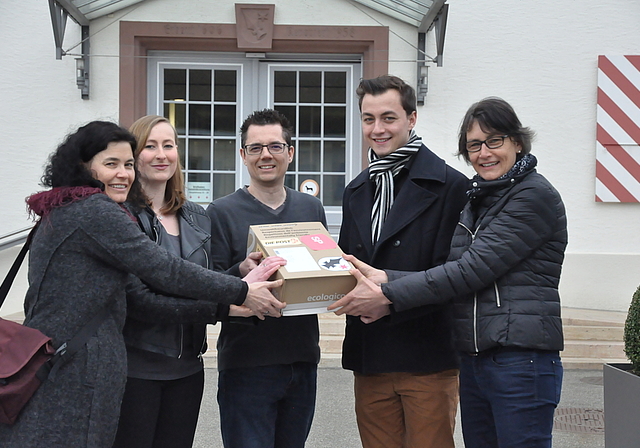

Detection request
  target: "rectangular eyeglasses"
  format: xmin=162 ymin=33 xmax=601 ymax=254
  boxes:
xmin=243 ymin=143 xmax=289 ymax=155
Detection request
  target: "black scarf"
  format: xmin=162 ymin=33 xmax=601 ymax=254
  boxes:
xmin=466 ymin=153 xmax=538 ymax=201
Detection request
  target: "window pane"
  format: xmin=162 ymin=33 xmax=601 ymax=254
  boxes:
xmin=324 ymin=72 xmax=346 ymax=103
xmin=164 ymin=103 xmax=186 ymax=134
xmin=214 ymin=70 xmax=237 ymax=102
xmin=298 ymin=141 xmax=321 ymax=171
xmin=300 ymin=71 xmax=321 ymax=103
xmin=178 ymin=137 xmax=186 ymax=167
xmin=274 ymin=71 xmax=296 ymax=102
xmin=214 ymin=105 xmax=236 ymax=136
xmin=187 ymin=172 xmax=210 ymax=183
xmin=189 ymin=104 xmax=211 ymax=135
xmin=285 ymin=173 xmax=296 ymax=190
xmin=323 ymin=174 xmax=344 ymax=206
xmin=299 ymin=106 xmax=321 ymax=137
xmin=213 ymin=139 xmax=236 ymax=170
xmin=213 ymin=174 xmax=235 ymax=200
xmin=164 ymin=69 xmax=186 ymax=100
xmin=324 ymin=107 xmax=346 ymax=138
xmin=324 ymin=141 xmax=345 ymax=172
xmin=188 ymin=139 xmax=210 ymax=170
xmin=189 ymin=70 xmax=211 ymax=101
xmin=275 ymin=106 xmax=296 ymax=131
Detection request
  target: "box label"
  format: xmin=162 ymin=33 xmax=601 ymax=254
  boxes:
xmin=274 ymin=247 xmax=322 ymax=272
xmin=300 ymin=234 xmax=337 ymax=250
xmin=262 ymin=237 xmax=300 ymax=247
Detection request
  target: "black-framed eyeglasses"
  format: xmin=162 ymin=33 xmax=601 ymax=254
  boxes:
xmin=466 ymin=135 xmax=510 ymax=153
xmin=243 ymin=143 xmax=289 ymax=155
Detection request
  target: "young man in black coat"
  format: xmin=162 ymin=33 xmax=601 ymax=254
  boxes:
xmin=332 ymin=75 xmax=468 ymax=448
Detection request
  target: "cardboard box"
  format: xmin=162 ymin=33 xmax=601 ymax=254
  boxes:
xmin=247 ymin=222 xmax=356 ymax=316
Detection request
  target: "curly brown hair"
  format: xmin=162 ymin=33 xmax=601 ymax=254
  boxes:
xmin=42 ymin=121 xmax=146 ymax=207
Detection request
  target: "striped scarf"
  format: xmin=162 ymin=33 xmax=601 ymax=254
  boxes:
xmin=368 ymin=130 xmax=421 ymax=245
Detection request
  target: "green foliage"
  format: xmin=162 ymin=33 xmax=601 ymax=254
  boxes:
xmin=624 ymin=285 xmax=640 ymax=373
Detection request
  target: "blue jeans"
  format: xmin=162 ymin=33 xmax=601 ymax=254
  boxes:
xmin=459 ymin=349 xmax=563 ymax=448
xmin=217 ymin=362 xmax=317 ymax=448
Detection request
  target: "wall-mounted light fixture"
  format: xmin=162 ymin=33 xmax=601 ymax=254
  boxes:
xmin=417 ymin=32 xmax=429 ymax=106
xmin=416 ymin=2 xmax=449 ymax=105
xmin=417 ymin=64 xmax=428 ymax=106
xmin=48 ymin=2 xmax=91 ymax=99
xmin=75 ymin=56 xmax=89 ymax=99
xmin=76 ymin=25 xmax=90 ymax=99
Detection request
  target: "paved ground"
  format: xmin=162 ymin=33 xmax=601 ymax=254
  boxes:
xmin=193 ymin=360 xmax=605 ymax=448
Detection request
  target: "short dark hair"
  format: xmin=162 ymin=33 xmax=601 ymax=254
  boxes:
xmin=240 ymin=109 xmax=293 ymax=146
xmin=356 ymin=75 xmax=417 ymax=116
xmin=457 ymin=97 xmax=534 ymax=163
xmin=42 ymin=121 xmax=145 ymax=205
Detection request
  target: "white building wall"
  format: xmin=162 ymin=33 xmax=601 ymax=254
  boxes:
xmin=1 ymin=0 xmax=639 ymax=316
xmin=1 ymin=1 xmax=87 ymax=315
xmin=421 ymin=0 xmax=640 ymax=311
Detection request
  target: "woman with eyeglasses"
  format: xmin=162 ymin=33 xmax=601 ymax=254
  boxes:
xmin=330 ymin=97 xmax=567 ymax=448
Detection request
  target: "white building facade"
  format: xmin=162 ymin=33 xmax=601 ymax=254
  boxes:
xmin=1 ymin=0 xmax=639 ymax=316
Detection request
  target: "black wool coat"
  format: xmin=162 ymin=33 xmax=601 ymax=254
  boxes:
xmin=339 ymin=144 xmax=468 ymax=374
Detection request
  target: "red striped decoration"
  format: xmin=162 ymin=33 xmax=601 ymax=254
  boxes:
xmin=595 ymin=55 xmax=640 ymax=202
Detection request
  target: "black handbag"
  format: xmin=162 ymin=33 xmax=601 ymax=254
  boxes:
xmin=0 ymin=225 xmax=111 ymax=425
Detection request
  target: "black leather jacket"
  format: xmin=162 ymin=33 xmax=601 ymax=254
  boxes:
xmin=123 ymin=201 xmax=213 ymax=358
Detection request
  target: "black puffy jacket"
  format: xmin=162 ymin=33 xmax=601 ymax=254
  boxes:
xmin=383 ymin=166 xmax=567 ymax=353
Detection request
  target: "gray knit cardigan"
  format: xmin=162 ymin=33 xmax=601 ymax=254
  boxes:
xmin=0 ymin=194 xmax=246 ymax=447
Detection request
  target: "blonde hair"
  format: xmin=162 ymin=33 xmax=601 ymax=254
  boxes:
xmin=129 ymin=115 xmax=186 ymax=214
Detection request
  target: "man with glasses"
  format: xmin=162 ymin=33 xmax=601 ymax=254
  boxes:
xmin=331 ymin=75 xmax=468 ymax=448
xmin=206 ymin=109 xmax=326 ymax=448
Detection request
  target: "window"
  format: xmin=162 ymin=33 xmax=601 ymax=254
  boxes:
xmin=270 ymin=68 xmax=351 ymax=207
xmin=149 ymin=53 xmax=361 ymax=231
xmin=160 ymin=65 xmax=242 ymax=203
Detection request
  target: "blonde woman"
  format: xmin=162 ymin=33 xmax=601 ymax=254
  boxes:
xmin=113 ymin=116 xmax=283 ymax=448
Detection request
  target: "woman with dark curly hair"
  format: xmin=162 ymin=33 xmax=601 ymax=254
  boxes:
xmin=0 ymin=121 xmax=285 ymax=447
xmin=331 ymin=98 xmax=567 ymax=448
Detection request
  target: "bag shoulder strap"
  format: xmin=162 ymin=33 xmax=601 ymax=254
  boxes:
xmin=37 ymin=302 xmax=113 ymax=382
xmin=0 ymin=225 xmax=38 ymax=309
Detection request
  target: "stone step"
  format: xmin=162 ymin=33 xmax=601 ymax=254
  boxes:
xmin=319 ymin=335 xmax=345 ymax=354
xmin=317 ymin=313 xmax=347 ymax=335
xmin=561 ymin=357 xmax=629 ymax=370
xmin=562 ymin=307 xmax=627 ymax=327
xmin=563 ymin=325 xmax=624 ymax=341
xmin=560 ymin=308 xmax=628 ymax=369
xmin=562 ymin=340 xmax=626 ymax=359
xmin=563 ymin=317 xmax=625 ymax=327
